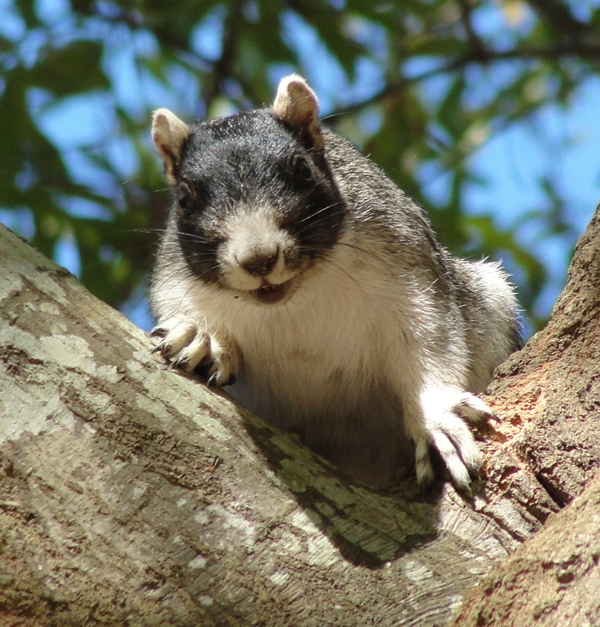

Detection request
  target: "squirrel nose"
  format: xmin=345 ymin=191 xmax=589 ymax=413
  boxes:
xmin=236 ymin=246 xmax=280 ymax=277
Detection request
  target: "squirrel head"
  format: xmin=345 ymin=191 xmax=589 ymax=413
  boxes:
xmin=150 ymin=75 xmax=344 ymax=305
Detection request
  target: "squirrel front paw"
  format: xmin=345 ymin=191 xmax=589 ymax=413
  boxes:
xmin=151 ymin=315 xmax=239 ymax=387
xmin=413 ymin=391 xmax=494 ymax=491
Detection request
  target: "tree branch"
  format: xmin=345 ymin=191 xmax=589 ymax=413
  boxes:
xmin=2 ymin=197 xmax=600 ymax=625
xmin=203 ymin=0 xmax=245 ymax=112
xmin=329 ymin=43 xmax=600 ymax=120
xmin=0 ymin=216 xmax=561 ymax=626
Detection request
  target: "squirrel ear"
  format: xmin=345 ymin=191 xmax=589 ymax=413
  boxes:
xmin=272 ymin=75 xmax=324 ymax=153
xmin=151 ymin=108 xmax=191 ymax=185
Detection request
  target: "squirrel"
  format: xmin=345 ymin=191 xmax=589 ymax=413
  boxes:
xmin=149 ymin=75 xmax=521 ymax=490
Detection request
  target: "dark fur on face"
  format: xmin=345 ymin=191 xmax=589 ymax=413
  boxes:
xmin=171 ymin=111 xmax=346 ymax=287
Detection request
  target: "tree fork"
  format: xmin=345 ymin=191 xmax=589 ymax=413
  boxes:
xmin=1 ymin=205 xmax=599 ymax=626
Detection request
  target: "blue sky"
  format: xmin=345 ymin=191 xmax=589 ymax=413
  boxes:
xmin=467 ymin=78 xmax=600 ymax=318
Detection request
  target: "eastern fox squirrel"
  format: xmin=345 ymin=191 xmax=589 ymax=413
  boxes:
xmin=149 ymin=75 xmax=521 ymax=489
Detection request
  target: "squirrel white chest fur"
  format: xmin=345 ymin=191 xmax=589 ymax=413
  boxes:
xmin=149 ymin=75 xmax=520 ymax=489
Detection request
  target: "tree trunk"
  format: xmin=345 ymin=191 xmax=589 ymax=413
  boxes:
xmin=449 ymin=203 xmax=600 ymax=626
xmin=1 ymin=208 xmax=599 ymax=627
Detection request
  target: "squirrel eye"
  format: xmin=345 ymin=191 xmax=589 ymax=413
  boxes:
xmin=178 ymin=182 xmax=193 ymax=211
xmin=292 ymin=156 xmax=314 ymax=187
xmin=178 ymin=193 xmax=189 ymax=209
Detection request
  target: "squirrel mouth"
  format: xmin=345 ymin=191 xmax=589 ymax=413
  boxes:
xmin=251 ymin=280 xmax=290 ymax=305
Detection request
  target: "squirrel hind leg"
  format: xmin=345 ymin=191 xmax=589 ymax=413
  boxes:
xmin=416 ymin=413 xmax=483 ymax=492
xmin=411 ymin=388 xmax=493 ymax=491
xmin=452 ymin=392 xmax=498 ymax=423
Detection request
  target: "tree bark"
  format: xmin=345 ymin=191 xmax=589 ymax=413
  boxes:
xmin=0 ymin=207 xmax=598 ymax=627
xmin=449 ymin=203 xmax=600 ymax=627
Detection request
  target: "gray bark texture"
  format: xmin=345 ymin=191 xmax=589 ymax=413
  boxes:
xmin=0 ymin=206 xmax=599 ymax=627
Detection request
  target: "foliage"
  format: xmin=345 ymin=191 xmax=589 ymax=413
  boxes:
xmin=1 ymin=0 xmax=599 ymax=330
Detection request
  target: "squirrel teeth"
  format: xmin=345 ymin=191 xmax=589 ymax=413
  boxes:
xmin=260 ymin=282 xmax=281 ymax=293
xmin=252 ymin=280 xmax=289 ymax=304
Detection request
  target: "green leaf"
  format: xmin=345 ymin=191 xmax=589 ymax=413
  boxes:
xmin=30 ymin=40 xmax=110 ymax=95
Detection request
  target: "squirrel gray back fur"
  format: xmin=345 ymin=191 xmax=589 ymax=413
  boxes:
xmin=149 ymin=75 xmax=520 ymax=489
